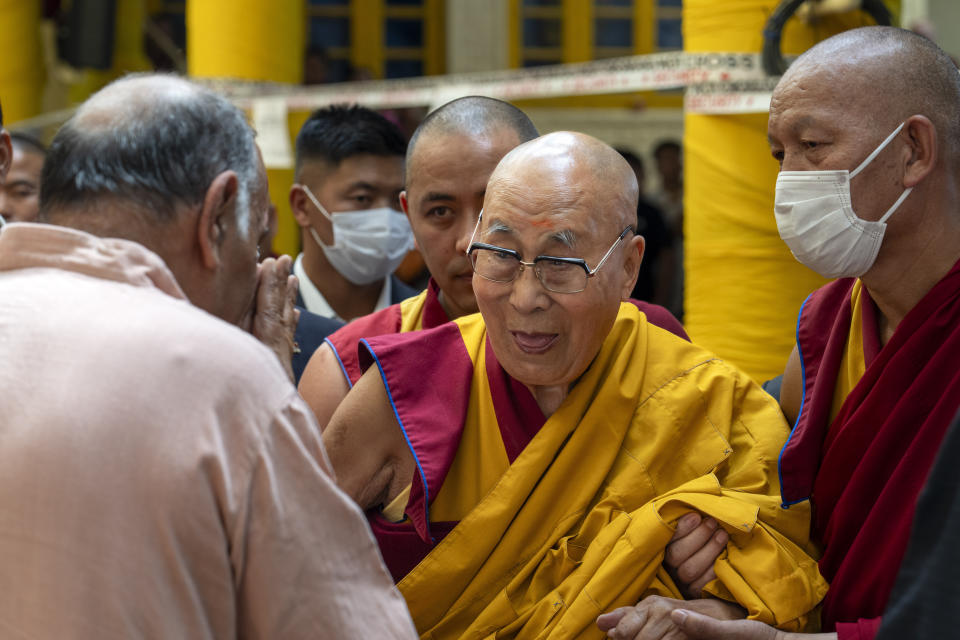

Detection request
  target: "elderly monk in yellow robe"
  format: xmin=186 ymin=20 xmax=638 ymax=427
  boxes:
xmin=322 ymin=132 xmax=827 ymax=639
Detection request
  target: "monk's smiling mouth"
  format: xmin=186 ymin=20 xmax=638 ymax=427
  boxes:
xmin=511 ymin=331 xmax=559 ymax=354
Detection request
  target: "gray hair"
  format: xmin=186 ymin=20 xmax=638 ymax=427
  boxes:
xmin=39 ymin=74 xmax=258 ymax=229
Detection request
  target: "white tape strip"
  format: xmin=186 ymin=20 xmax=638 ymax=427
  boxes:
xmin=202 ymin=51 xmax=778 ymax=115
xmin=684 ymin=77 xmax=781 ymax=114
xmin=252 ymin=97 xmax=294 ymax=168
xmin=9 ymin=51 xmax=784 ymax=133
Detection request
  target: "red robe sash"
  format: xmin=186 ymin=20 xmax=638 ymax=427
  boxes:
xmin=326 ymin=278 xmax=449 ymax=387
xmin=778 ymin=258 xmax=960 ymax=636
xmin=359 ymin=323 xmax=546 ymax=582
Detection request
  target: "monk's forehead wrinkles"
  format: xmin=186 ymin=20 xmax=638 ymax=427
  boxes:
xmin=491 ymin=176 xmax=586 ymax=209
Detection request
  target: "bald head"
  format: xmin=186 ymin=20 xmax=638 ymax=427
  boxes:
xmin=783 ymin=27 xmax=960 ymax=159
xmin=487 ymin=131 xmax=638 ymax=232
xmin=406 ymin=96 xmax=538 ymax=184
xmin=473 ymin=132 xmax=643 ymax=393
xmin=40 ymin=73 xmax=259 ymax=227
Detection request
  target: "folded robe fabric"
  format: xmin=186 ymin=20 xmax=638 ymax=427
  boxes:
xmin=362 ymin=303 xmax=827 ymax=639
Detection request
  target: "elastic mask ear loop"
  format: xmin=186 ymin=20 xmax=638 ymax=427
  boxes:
xmin=847 ymin=122 xmax=913 ymax=223
xmin=300 ymin=184 xmax=334 ymax=247
xmin=465 ymin=210 xmax=483 ymax=256
xmin=879 ymin=187 xmax=913 ymax=223
xmin=850 ymin=122 xmax=906 ymax=179
xmin=0 ymin=213 xmax=6 ymax=228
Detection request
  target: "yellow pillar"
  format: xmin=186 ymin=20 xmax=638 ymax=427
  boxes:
xmin=682 ymin=1 xmax=895 ymax=382
xmin=424 ymin=0 xmax=446 ymax=76
xmin=189 ymin=0 xmax=306 ymax=258
xmin=633 ymin=0 xmax=655 ymax=54
xmin=351 ymin=0 xmax=384 ymax=78
xmin=0 ymin=0 xmax=44 ymax=125
xmin=562 ymin=0 xmax=593 ymax=63
xmin=508 ymin=0 xmax=521 ymax=68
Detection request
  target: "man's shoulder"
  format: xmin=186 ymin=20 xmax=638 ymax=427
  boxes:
xmin=329 ymin=303 xmax=404 ymax=349
xmin=294 ymin=307 xmax=344 ymax=382
xmin=390 ymin=275 xmax=420 ymax=304
xmin=628 ymin=299 xmax=688 ymax=340
xmin=113 ymin=289 xmax=293 ymax=398
xmin=615 ymin=304 xmax=756 ymax=394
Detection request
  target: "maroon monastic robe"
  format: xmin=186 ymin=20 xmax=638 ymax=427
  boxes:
xmin=779 ymin=258 xmax=960 ymax=640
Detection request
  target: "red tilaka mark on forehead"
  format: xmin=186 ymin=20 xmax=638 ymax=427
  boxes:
xmin=527 ymin=218 xmax=554 ymax=229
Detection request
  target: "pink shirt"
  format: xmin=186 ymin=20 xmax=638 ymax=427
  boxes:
xmin=0 ymin=223 xmax=416 ymax=639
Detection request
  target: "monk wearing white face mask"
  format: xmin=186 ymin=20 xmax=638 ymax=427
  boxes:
xmin=635 ymin=26 xmax=960 ymax=640
xmin=289 ymin=105 xmax=418 ymax=323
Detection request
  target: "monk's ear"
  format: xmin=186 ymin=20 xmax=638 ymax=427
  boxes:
xmin=621 ymin=233 xmax=645 ymax=299
xmin=903 ymin=115 xmax=937 ymax=188
xmin=290 ymin=183 xmax=313 ymax=227
xmin=0 ymin=130 xmax=11 ymax=185
xmin=399 ymin=191 xmax=421 ymax=251
xmin=197 ymin=170 xmax=239 ymax=270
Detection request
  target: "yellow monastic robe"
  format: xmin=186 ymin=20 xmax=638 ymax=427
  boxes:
xmin=370 ymin=303 xmax=827 ymax=639
xmin=829 ymin=281 xmax=868 ymax=424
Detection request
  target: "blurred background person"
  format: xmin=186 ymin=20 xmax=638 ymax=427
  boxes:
xmin=616 ymin=147 xmax=676 ymax=309
xmin=0 ymin=132 xmax=45 ymax=224
xmin=288 ymin=105 xmax=417 ymax=323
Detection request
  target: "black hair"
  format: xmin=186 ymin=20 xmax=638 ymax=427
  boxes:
xmin=653 ymin=140 xmax=680 ymax=159
xmin=9 ymin=132 xmax=46 ymax=156
xmin=615 ymin=147 xmax=643 ymax=172
xmin=294 ymin=104 xmax=406 ymax=177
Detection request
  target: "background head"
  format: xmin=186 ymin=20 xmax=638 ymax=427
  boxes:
xmin=0 ymin=102 xmax=12 ymax=217
xmin=474 ymin=131 xmax=643 ymax=389
xmin=0 ymin=133 xmax=46 ymax=223
xmin=616 ymin=147 xmax=646 ymax=196
xmin=290 ymin=104 xmax=407 ymax=246
xmin=39 ymin=73 xmax=266 ymax=325
xmin=400 ymin=96 xmax=538 ymax=318
xmin=768 ymin=27 xmax=960 ymax=265
xmin=652 ymin=139 xmax=681 ymax=187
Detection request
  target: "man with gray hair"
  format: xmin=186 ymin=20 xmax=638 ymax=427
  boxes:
xmin=0 ymin=74 xmax=416 ymax=639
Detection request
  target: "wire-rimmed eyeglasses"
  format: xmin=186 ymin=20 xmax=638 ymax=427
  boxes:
xmin=466 ymin=213 xmax=633 ymax=294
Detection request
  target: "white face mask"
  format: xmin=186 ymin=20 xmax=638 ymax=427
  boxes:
xmin=301 ymin=185 xmax=414 ymax=285
xmin=774 ymin=122 xmax=913 ymax=279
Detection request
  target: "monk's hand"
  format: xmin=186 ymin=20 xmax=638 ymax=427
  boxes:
xmin=670 ymin=609 xmax=837 ymax=640
xmin=664 ymin=512 xmax=728 ymax=598
xmin=597 ymin=595 xmax=744 ymax=640
xmin=245 ymin=255 xmax=299 ymax=383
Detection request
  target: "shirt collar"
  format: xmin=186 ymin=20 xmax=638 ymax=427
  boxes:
xmin=294 ymin=253 xmax=392 ymax=322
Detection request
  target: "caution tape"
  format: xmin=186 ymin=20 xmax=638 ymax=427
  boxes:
xmin=683 ymin=77 xmax=780 ymax=115
xmin=204 ymin=51 xmax=779 ymax=115
xmin=10 ymin=51 xmax=781 ymax=137
xmin=206 ymin=51 xmax=785 ymax=167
